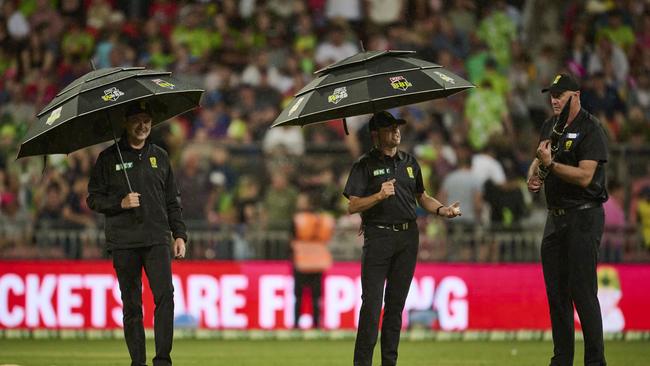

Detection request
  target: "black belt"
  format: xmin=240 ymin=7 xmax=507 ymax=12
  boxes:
xmin=548 ymin=202 xmax=601 ymax=217
xmin=374 ymin=222 xmax=413 ymax=231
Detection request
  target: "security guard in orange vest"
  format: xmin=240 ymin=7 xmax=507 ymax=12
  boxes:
xmin=291 ymin=192 xmax=333 ymax=329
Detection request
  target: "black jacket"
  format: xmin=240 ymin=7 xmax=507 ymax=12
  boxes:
xmin=87 ymin=138 xmax=187 ymax=251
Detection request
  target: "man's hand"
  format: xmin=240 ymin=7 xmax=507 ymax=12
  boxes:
xmin=378 ymin=179 xmax=396 ymax=200
xmin=121 ymin=192 xmax=141 ymax=209
xmin=536 ymin=141 xmax=552 ymax=167
xmin=173 ymin=238 xmax=186 ymax=259
xmin=441 ymin=201 xmax=462 ymax=218
xmin=528 ymin=174 xmax=543 ymax=193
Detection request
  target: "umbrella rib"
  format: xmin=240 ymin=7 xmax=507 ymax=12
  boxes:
xmin=56 ymin=67 xmax=151 ymax=95
xmin=57 ymin=68 xmax=125 ymax=95
xmin=296 ymin=65 xmax=443 ymax=97
xmin=41 ymin=72 xmax=174 ymax=117
xmin=285 ymin=100 xmax=375 ymax=123
xmin=368 ymin=85 xmax=474 ymax=102
xmin=276 ymin=85 xmax=474 ymax=126
xmin=23 ymin=90 xmax=204 ymax=145
xmin=314 ymin=50 xmax=416 ymax=74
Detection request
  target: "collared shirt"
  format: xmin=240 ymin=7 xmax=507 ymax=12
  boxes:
xmin=540 ymin=108 xmax=608 ymax=209
xmin=87 ymin=138 xmax=187 ymax=250
xmin=343 ymin=148 xmax=424 ymax=224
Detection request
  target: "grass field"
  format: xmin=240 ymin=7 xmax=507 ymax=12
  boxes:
xmin=0 ymin=339 xmax=648 ymax=366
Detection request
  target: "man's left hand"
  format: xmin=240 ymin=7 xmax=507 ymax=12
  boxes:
xmin=173 ymin=238 xmax=186 ymax=259
xmin=442 ymin=201 xmax=462 ymax=218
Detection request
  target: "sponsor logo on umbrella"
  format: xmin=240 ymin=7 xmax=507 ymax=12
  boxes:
xmin=102 ymin=87 xmax=125 ymax=102
xmin=46 ymin=106 xmax=62 ymax=126
xmin=390 ymin=76 xmax=413 ymax=91
xmin=152 ymin=79 xmax=175 ymax=89
xmin=150 ymin=157 xmax=158 ymax=168
xmin=288 ymin=97 xmax=304 ymax=116
xmin=433 ymin=71 xmax=455 ymax=84
xmin=328 ymin=87 xmax=348 ymax=104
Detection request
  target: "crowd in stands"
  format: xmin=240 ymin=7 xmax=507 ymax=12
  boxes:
xmin=0 ymin=0 xmax=649 ymax=262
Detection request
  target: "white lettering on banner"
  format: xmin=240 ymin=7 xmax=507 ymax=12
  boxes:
xmin=323 ymin=275 xmax=467 ymax=330
xmin=1 ymin=270 xmax=468 ymax=330
xmin=112 ymin=280 xmax=123 ymax=326
xmin=405 ymin=277 xmax=436 ymax=310
xmin=403 ymin=276 xmax=436 ymax=325
xmin=434 ymin=276 xmax=468 ymax=330
xmin=26 ymin=274 xmax=57 ymax=327
xmin=187 ymin=275 xmax=219 ymax=328
xmin=58 ymin=275 xmax=84 ymax=327
xmin=324 ymin=276 xmax=357 ymax=329
xmin=84 ymin=275 xmax=114 ymax=327
xmin=172 ymin=275 xmax=186 ymax=316
xmin=221 ymin=275 xmax=248 ymax=328
xmin=0 ymin=274 xmax=25 ymax=327
xmin=259 ymin=275 xmax=293 ymax=328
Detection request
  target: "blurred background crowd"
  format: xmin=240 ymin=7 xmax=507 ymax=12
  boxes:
xmin=0 ymin=0 xmax=649 ymax=263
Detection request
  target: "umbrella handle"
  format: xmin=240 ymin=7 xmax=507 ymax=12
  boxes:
xmin=108 ymin=115 xmax=134 ymax=193
xmin=108 ymin=113 xmax=143 ymax=223
xmin=112 ymin=134 xmax=144 ymax=223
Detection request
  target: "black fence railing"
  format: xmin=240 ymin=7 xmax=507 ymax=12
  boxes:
xmin=1 ymin=219 xmax=647 ymax=263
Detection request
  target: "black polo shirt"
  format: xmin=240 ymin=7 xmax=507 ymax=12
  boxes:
xmin=343 ymin=148 xmax=424 ymax=224
xmin=540 ymin=108 xmax=608 ymax=209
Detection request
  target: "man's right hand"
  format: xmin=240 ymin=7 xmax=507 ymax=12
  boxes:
xmin=378 ymin=179 xmax=396 ymax=200
xmin=527 ymin=174 xmax=542 ymax=193
xmin=121 ymin=192 xmax=141 ymax=209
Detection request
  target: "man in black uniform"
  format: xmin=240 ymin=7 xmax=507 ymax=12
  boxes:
xmin=87 ymin=101 xmax=187 ymax=366
xmin=343 ymin=111 xmax=462 ymax=366
xmin=527 ymin=74 xmax=608 ymax=366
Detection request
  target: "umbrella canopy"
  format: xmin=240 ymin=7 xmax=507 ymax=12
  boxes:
xmin=17 ymin=66 xmax=204 ymax=158
xmin=272 ymin=50 xmax=474 ymax=128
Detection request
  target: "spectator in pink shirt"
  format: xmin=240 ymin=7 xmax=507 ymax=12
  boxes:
xmin=603 ymin=179 xmax=627 ymax=262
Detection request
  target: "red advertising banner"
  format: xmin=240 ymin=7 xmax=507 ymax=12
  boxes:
xmin=1 ymin=261 xmax=648 ymax=331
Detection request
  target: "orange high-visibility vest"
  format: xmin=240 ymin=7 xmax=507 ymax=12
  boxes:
xmin=292 ymin=212 xmax=334 ymax=272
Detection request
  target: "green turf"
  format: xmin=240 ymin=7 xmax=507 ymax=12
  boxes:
xmin=0 ymin=339 xmax=648 ymax=365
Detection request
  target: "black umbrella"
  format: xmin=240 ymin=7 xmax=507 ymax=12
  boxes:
xmin=271 ymin=50 xmax=474 ymax=128
xmin=18 ymin=67 xmax=203 ymax=158
xmin=17 ymin=66 xmax=203 ymax=191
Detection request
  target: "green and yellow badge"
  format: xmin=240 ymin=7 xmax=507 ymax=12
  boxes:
xmin=406 ymin=166 xmax=414 ymax=178
xmin=150 ymin=157 xmax=158 ymax=168
xmin=565 ymin=140 xmax=573 ymax=151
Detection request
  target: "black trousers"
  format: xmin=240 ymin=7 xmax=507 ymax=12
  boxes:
xmin=354 ymin=224 xmax=418 ymax=366
xmin=112 ymin=245 xmax=174 ymax=366
xmin=293 ymin=270 xmax=322 ymax=328
xmin=541 ymin=206 xmax=606 ymax=366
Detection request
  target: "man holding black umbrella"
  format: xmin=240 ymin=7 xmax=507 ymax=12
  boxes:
xmin=527 ymin=73 xmax=608 ymax=366
xmin=343 ymin=110 xmax=461 ymax=366
xmin=87 ymin=101 xmax=187 ymax=366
